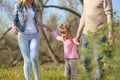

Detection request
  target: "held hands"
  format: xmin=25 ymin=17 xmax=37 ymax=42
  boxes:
xmin=75 ymin=36 xmax=82 ymax=43
xmin=41 ymin=24 xmax=53 ymax=32
xmin=11 ymin=24 xmax=18 ymax=35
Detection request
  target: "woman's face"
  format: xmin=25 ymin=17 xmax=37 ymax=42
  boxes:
xmin=22 ymin=0 xmax=34 ymax=4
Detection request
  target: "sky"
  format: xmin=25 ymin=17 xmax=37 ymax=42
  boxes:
xmin=45 ymin=0 xmax=120 ymax=24
xmin=2 ymin=0 xmax=120 ymax=16
xmin=43 ymin=0 xmax=120 ymax=24
xmin=112 ymin=0 xmax=120 ymax=15
xmin=44 ymin=0 xmax=120 ymax=15
xmin=0 ymin=0 xmax=120 ymax=26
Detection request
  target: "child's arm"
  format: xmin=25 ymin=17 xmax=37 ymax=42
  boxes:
xmin=42 ymin=24 xmax=64 ymax=42
xmin=51 ymin=31 xmax=64 ymax=42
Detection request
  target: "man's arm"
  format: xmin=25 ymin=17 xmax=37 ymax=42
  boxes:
xmin=107 ymin=14 xmax=114 ymax=45
xmin=76 ymin=10 xmax=85 ymax=42
xmin=104 ymin=0 xmax=114 ymax=45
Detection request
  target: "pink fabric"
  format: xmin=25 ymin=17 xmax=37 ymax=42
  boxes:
xmin=51 ymin=31 xmax=80 ymax=59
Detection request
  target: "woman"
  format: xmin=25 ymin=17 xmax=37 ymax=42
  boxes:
xmin=12 ymin=0 xmax=40 ymax=80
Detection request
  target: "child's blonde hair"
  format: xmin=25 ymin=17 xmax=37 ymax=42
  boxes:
xmin=59 ymin=23 xmax=73 ymax=39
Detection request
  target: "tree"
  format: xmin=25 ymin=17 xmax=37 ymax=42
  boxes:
xmin=0 ymin=0 xmax=82 ymax=66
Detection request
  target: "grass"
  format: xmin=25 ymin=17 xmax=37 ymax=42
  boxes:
xmin=0 ymin=66 xmax=24 ymax=80
xmin=0 ymin=60 xmax=119 ymax=80
xmin=0 ymin=62 xmax=90 ymax=80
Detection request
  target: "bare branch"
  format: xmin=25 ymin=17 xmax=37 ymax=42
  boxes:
xmin=43 ymin=5 xmax=81 ymax=18
xmin=35 ymin=0 xmax=59 ymax=65
xmin=0 ymin=47 xmax=7 ymax=51
xmin=44 ymin=0 xmax=49 ymax=4
xmin=0 ymin=27 xmax=11 ymax=41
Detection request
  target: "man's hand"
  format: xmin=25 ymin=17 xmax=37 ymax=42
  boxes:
xmin=75 ymin=36 xmax=82 ymax=43
xmin=108 ymin=32 xmax=114 ymax=45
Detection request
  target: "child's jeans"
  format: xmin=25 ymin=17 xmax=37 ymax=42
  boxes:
xmin=64 ymin=58 xmax=77 ymax=80
xmin=18 ymin=32 xmax=40 ymax=80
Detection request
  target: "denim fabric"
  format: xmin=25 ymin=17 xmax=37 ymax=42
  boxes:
xmin=12 ymin=3 xmax=39 ymax=32
xmin=64 ymin=59 xmax=77 ymax=80
xmin=18 ymin=32 xmax=40 ymax=80
xmin=81 ymin=34 xmax=106 ymax=79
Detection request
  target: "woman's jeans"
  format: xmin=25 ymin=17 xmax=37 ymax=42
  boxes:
xmin=81 ymin=34 xmax=107 ymax=79
xmin=18 ymin=32 xmax=40 ymax=80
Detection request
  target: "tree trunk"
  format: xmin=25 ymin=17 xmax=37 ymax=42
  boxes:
xmin=35 ymin=0 xmax=59 ymax=65
xmin=0 ymin=27 xmax=11 ymax=41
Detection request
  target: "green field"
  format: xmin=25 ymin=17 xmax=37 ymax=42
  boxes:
xmin=0 ymin=61 xmax=119 ymax=80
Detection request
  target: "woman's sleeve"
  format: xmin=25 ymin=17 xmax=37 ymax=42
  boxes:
xmin=12 ymin=3 xmax=18 ymax=25
xmin=51 ymin=31 xmax=63 ymax=42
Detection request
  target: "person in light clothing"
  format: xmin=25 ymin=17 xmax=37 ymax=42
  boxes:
xmin=76 ymin=0 xmax=114 ymax=79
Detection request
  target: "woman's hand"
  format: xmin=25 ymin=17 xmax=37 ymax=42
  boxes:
xmin=12 ymin=24 xmax=18 ymax=35
xmin=46 ymin=27 xmax=53 ymax=32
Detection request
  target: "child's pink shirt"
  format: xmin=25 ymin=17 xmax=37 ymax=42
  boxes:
xmin=51 ymin=31 xmax=80 ymax=59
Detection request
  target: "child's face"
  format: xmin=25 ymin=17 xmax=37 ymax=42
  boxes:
xmin=60 ymin=24 xmax=70 ymax=38
xmin=61 ymin=31 xmax=68 ymax=37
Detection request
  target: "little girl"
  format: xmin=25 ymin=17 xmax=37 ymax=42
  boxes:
xmin=43 ymin=23 xmax=81 ymax=80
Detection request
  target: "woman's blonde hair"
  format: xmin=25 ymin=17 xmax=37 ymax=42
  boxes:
xmin=19 ymin=0 xmax=23 ymax=3
xmin=59 ymin=23 xmax=73 ymax=38
xmin=18 ymin=0 xmax=35 ymax=5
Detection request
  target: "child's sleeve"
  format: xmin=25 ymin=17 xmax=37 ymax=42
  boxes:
xmin=51 ymin=31 xmax=63 ymax=42
xmin=73 ymin=38 xmax=81 ymax=45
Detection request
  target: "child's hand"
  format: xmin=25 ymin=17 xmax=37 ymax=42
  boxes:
xmin=39 ymin=24 xmax=53 ymax=32
xmin=46 ymin=27 xmax=53 ymax=32
xmin=43 ymin=24 xmax=53 ymax=32
xmin=39 ymin=23 xmax=46 ymax=28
